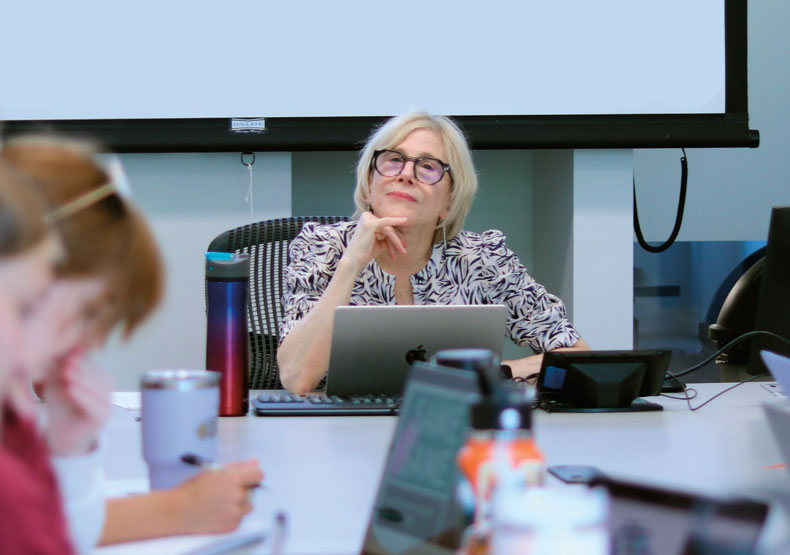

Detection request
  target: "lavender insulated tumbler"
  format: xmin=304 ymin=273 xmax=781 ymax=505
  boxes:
xmin=141 ymin=370 xmax=220 ymax=490
xmin=206 ymin=252 xmax=250 ymax=416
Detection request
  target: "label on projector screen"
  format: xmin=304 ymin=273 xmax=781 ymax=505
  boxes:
xmin=230 ymin=118 xmax=267 ymax=133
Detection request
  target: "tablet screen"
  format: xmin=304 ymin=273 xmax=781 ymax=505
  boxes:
xmin=361 ymin=363 xmax=479 ymax=555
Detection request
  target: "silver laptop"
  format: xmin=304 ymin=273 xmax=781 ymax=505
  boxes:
xmin=325 ymin=305 xmax=507 ymax=397
xmin=761 ymin=351 xmax=790 ymax=472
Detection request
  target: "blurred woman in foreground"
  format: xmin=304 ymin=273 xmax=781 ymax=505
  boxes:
xmin=2 ymin=137 xmax=263 ymax=550
xmin=0 ymin=160 xmax=67 ymax=552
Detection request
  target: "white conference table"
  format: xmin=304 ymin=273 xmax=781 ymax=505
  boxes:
xmin=96 ymin=383 xmax=790 ymax=554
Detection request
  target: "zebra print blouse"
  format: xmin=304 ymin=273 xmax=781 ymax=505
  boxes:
xmin=280 ymin=220 xmax=580 ymax=352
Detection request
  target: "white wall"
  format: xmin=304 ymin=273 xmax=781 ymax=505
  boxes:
xmin=571 ymin=150 xmax=634 ymax=348
xmin=94 ymin=153 xmax=291 ymax=390
xmin=633 ymin=1 xmax=790 ymax=242
xmin=533 ymin=150 xmax=634 ymax=350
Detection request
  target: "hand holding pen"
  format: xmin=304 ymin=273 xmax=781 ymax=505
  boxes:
xmin=181 ymin=454 xmax=288 ymax=552
xmin=167 ymin=454 xmax=264 ymax=534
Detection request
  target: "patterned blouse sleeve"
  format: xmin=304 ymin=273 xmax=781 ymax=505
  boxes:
xmin=477 ymin=230 xmax=581 ymax=352
xmin=279 ymin=222 xmax=346 ymax=342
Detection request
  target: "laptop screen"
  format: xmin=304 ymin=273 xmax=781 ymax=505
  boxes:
xmin=361 ymin=362 xmax=480 ymax=555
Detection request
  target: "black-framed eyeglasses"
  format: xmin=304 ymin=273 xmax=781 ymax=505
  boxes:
xmin=372 ymin=149 xmax=452 ymax=186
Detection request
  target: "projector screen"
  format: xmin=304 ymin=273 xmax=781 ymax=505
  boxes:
xmin=1 ymin=0 xmax=754 ymax=151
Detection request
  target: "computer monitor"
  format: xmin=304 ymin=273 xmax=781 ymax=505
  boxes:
xmin=709 ymin=206 xmax=790 ymax=375
xmin=536 ymin=350 xmax=671 ymax=412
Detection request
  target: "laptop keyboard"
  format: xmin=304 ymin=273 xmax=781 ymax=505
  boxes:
xmin=252 ymin=393 xmax=402 ymax=416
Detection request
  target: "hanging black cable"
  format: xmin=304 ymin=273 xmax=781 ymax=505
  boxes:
xmin=634 ymin=148 xmax=688 ymax=253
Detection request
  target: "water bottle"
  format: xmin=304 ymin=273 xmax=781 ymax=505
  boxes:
xmin=205 ymin=252 xmax=250 ymax=416
xmin=432 ymin=349 xmax=544 ymax=553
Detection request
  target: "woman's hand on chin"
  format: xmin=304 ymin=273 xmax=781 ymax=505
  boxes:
xmin=343 ymin=212 xmax=408 ymax=270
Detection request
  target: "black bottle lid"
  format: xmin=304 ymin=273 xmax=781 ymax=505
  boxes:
xmin=469 ymin=401 xmax=532 ymax=431
xmin=432 ymin=348 xmax=532 ymax=431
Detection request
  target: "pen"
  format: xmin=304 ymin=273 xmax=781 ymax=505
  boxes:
xmin=180 ymin=452 xmax=224 ymax=471
xmin=271 ymin=511 xmax=287 ymax=555
xmin=180 ymin=453 xmax=265 ymax=490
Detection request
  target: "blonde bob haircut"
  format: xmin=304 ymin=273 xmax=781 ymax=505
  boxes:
xmin=353 ymin=112 xmax=477 ymax=242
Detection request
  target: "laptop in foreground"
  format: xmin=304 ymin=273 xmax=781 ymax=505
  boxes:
xmin=362 ymin=362 xmax=480 ymax=553
xmin=252 ymin=304 xmax=506 ymax=416
xmin=761 ymin=351 xmax=790 ymax=471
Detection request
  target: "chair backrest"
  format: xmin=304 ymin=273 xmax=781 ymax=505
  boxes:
xmin=207 ymin=216 xmax=350 ymax=389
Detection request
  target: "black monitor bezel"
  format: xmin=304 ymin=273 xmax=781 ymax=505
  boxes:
xmin=2 ymin=0 xmax=754 ymax=152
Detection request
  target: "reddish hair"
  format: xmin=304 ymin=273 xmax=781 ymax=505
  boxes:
xmin=0 ymin=160 xmax=49 ymax=258
xmin=1 ymin=137 xmax=164 ymax=338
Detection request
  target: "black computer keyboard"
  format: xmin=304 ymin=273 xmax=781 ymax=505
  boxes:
xmin=252 ymin=393 xmax=402 ymax=416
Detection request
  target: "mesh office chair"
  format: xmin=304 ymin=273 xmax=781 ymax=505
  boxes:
xmin=207 ymin=216 xmax=350 ymax=389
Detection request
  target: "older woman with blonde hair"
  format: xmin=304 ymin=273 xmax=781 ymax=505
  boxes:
xmin=278 ymin=112 xmax=589 ymax=394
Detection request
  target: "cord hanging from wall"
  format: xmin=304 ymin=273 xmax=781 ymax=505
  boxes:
xmin=634 ymin=148 xmax=688 ymax=253
xmin=241 ymin=152 xmax=256 ymax=221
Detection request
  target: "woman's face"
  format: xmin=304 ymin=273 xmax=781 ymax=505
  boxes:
xmin=367 ymin=128 xmax=452 ymax=231
xmin=18 ymin=276 xmax=108 ymax=383
xmin=0 ymin=238 xmax=58 ymax=386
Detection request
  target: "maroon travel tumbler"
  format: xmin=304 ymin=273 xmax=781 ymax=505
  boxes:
xmin=205 ymin=252 xmax=250 ymax=416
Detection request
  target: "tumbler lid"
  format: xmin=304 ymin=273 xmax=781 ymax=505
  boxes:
xmin=141 ymin=369 xmax=220 ymax=390
xmin=205 ymin=252 xmax=249 ymax=280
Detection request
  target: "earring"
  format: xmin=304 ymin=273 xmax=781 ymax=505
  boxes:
xmin=442 ymin=224 xmax=447 ymax=250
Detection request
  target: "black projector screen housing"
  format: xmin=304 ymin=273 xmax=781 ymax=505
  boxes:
xmin=2 ymin=0 xmax=757 ymax=152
